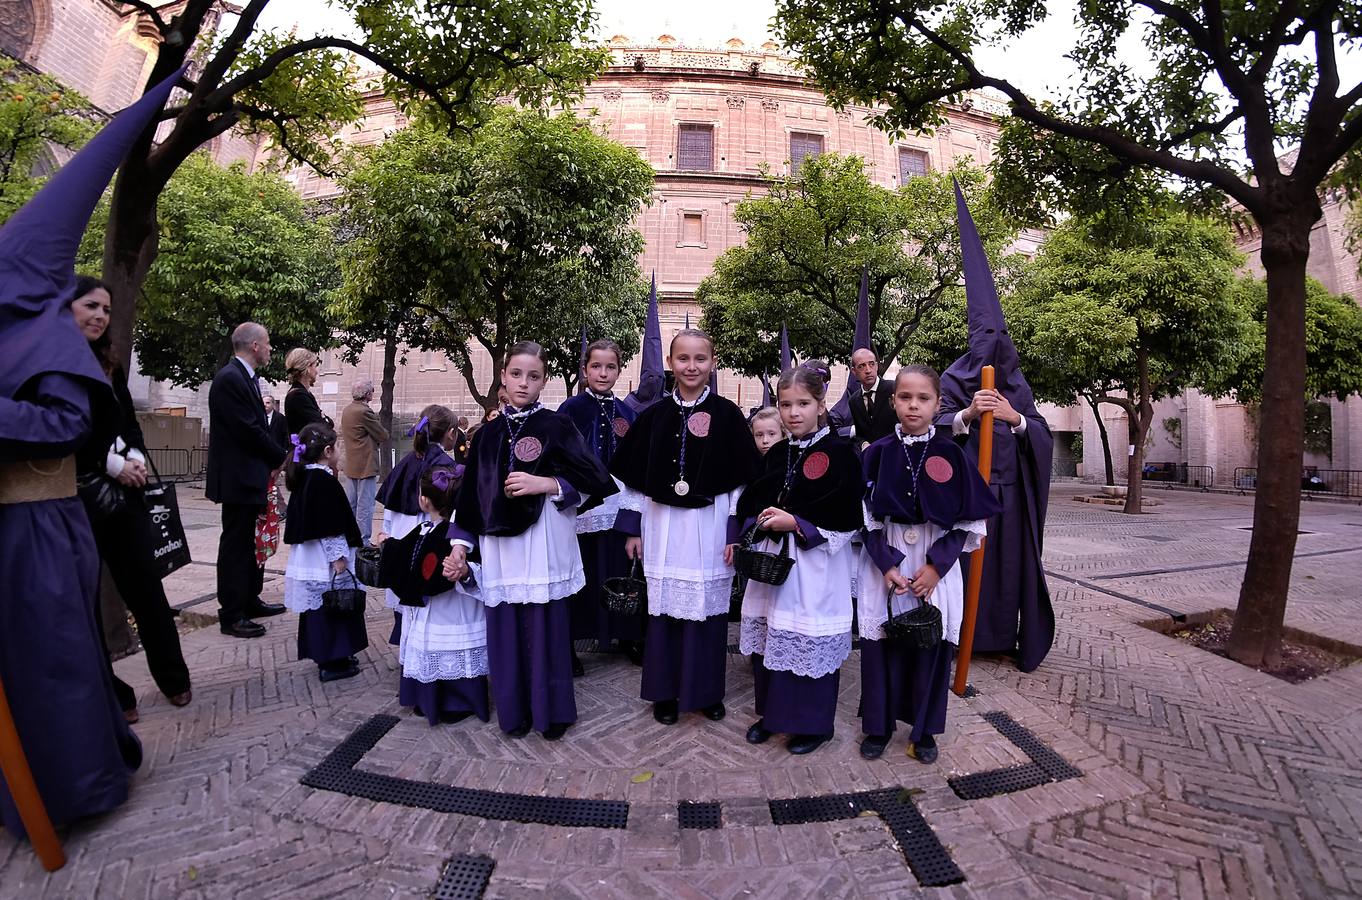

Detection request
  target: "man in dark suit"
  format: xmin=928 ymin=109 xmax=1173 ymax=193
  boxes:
xmin=263 ymin=393 xmax=289 ymax=450
xmin=207 ymin=322 xmax=288 ymax=638
xmin=847 ymin=348 xmax=899 ymax=446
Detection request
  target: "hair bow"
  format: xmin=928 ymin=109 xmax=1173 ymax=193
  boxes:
xmin=430 ymin=465 xmax=464 ymax=492
xmin=406 ymin=415 xmax=429 ymax=438
xmin=290 ymin=433 xmax=303 ymax=463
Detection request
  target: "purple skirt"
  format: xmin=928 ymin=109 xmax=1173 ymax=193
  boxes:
xmin=297 ymin=606 xmax=369 ymax=666
xmin=752 ymin=655 xmax=840 ymax=735
xmin=486 ymin=598 xmax=577 ymax=734
xmin=569 ymin=530 xmax=645 ymax=644
xmin=399 ymin=675 xmax=490 ymax=726
xmin=859 ymin=638 xmax=954 ymax=742
xmin=640 ymin=614 xmax=728 ymax=711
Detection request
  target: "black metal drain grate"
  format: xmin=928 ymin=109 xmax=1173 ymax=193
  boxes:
xmin=768 ymin=788 xmax=963 ymax=887
xmin=948 ymin=711 xmax=1082 ymax=800
xmin=677 ymin=801 xmax=722 ymax=829
xmin=432 ymin=855 xmax=495 ymax=900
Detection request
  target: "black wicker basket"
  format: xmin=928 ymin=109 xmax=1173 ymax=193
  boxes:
xmin=354 ymin=545 xmax=385 ymax=588
xmin=733 ymin=523 xmax=794 ymax=586
xmin=602 ymin=559 xmax=646 ymax=616
xmin=321 ymin=570 xmax=367 ymax=614
xmin=881 ymin=590 xmax=942 ymax=649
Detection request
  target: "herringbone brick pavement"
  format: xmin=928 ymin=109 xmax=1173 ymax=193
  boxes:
xmin=1 ymin=484 xmax=1359 ymax=898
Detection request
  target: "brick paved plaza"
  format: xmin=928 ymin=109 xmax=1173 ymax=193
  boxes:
xmin=2 ymin=483 xmax=1360 ymax=899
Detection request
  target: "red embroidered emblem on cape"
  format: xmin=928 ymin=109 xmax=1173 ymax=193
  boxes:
xmin=514 ymin=436 xmax=543 ymax=462
xmin=687 ymin=411 xmax=711 ymax=437
xmin=925 ymin=455 xmax=954 ymax=484
xmin=613 ymin=417 xmax=630 ymax=437
xmin=802 ymin=451 xmax=830 ymax=480
xmin=420 ymin=552 xmax=439 ymax=581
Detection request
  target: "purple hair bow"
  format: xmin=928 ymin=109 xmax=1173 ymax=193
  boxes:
xmin=430 ymin=464 xmax=465 ymax=492
xmin=290 ymin=433 xmax=303 ymax=463
xmin=406 ymin=415 xmax=429 ymax=438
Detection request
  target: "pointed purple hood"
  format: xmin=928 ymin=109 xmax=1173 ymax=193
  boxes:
xmin=624 ymin=271 xmax=664 ymax=412
xmin=0 ymin=67 xmax=184 ymax=399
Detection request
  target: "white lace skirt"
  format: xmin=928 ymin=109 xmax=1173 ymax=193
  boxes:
xmin=576 ymin=475 xmax=625 ymax=534
xmin=854 ymin=518 xmax=986 ymax=643
xmin=480 ymin=502 xmax=585 ymax=606
xmin=381 ymin=509 xmax=428 ymax=609
xmin=640 ymin=491 xmax=738 ymax=622
xmin=398 ymin=573 xmax=489 ymax=683
xmin=739 ymin=528 xmax=856 ymax=677
xmin=284 ymin=538 xmax=357 ymax=613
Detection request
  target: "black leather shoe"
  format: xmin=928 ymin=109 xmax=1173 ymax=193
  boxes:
xmin=907 ymin=736 xmax=939 ymax=764
xmin=745 ymin=720 xmax=772 ymax=744
xmin=319 ymin=661 xmax=360 ymax=683
xmin=245 ymin=602 xmax=286 ymax=618
xmin=220 ymin=619 xmax=266 ymax=638
xmin=570 ymin=653 xmax=585 ymax=677
xmin=859 ymin=735 xmax=890 ymax=760
xmin=653 ymin=700 xmax=679 ymax=725
xmin=701 ymin=702 xmax=726 ymax=721
xmin=787 ymin=733 xmax=832 ymax=755
xmin=621 ymin=641 xmax=645 ymax=666
xmin=542 ymin=723 xmax=570 ymax=741
xmin=505 ymin=722 xmax=532 ymax=738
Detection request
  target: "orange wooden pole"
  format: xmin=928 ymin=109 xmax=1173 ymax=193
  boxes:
xmin=0 ymin=672 xmax=65 ymax=870
xmin=952 ymin=365 xmax=995 ymax=697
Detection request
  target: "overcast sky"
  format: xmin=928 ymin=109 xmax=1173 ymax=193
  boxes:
xmin=255 ymin=0 xmax=1361 ymax=113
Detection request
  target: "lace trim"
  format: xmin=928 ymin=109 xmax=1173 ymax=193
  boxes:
xmin=862 ymin=500 xmax=882 ymax=532
xmin=284 ymin=577 xmax=330 ymax=613
xmin=619 ymin=486 xmax=644 ymax=512
xmin=482 ymin=570 xmax=585 ymax=607
xmin=740 ymin=617 xmax=851 ymax=678
xmin=817 ymin=528 xmax=858 ymax=555
xmin=320 ymin=535 xmax=351 ymax=560
xmin=400 ymin=646 xmax=490 ymax=683
xmin=895 ymin=424 xmax=935 ymax=444
xmin=648 ymin=574 xmax=732 ymax=621
xmin=958 ymin=518 xmax=988 ymax=554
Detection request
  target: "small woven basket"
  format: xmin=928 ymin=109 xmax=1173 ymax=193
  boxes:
xmin=322 ymin=570 xmax=367 ymax=614
xmin=733 ymin=524 xmax=794 ymax=586
xmin=354 ymin=546 xmax=385 ymax=588
xmin=602 ymin=559 xmax=647 ymax=616
xmin=881 ymin=590 xmax=942 ymax=649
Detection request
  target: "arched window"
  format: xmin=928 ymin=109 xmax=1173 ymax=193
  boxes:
xmin=0 ymin=0 xmax=39 ymax=59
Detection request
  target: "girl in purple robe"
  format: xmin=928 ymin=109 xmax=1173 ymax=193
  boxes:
xmin=856 ymin=365 xmax=1002 ymax=763
xmin=444 ymin=342 xmax=616 ymax=740
xmin=283 ymin=423 xmax=367 ymax=683
xmin=380 ymin=465 xmax=490 ymax=725
xmin=559 ymin=339 xmax=643 ymax=670
xmin=376 ymin=404 xmax=458 ymax=644
xmin=738 ymin=364 xmax=863 ymax=754
xmin=611 ymin=329 xmax=763 ymax=726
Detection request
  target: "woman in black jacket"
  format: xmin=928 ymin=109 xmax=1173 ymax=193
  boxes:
xmin=70 ymin=276 xmax=192 ymax=722
xmin=283 ymin=348 xmax=332 ymax=434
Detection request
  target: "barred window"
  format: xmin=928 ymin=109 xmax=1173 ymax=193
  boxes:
xmin=899 ymin=148 xmax=930 ymax=182
xmin=677 ymin=124 xmax=714 ymax=171
xmin=790 ymin=132 xmax=824 ymax=173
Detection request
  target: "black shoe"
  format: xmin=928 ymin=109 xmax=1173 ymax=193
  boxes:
xmin=787 ymin=733 xmax=832 ymax=755
xmin=220 ymin=619 xmax=266 ymax=638
xmin=701 ymin=702 xmax=726 ymax=721
xmin=859 ymin=735 xmax=890 ymax=760
xmin=745 ymin=720 xmax=772 ymax=744
xmin=439 ymin=711 xmax=472 ymax=725
xmin=505 ymin=722 xmax=532 ymax=738
xmin=621 ymin=641 xmax=645 ymax=666
xmin=245 ymin=602 xmax=286 ymax=618
xmin=542 ymin=723 xmax=570 ymax=741
xmin=907 ymin=735 xmax=938 ymax=764
xmin=319 ymin=661 xmax=360 ymax=683
xmin=653 ymin=700 xmax=679 ymax=725
xmin=571 ymin=653 xmax=585 ymax=677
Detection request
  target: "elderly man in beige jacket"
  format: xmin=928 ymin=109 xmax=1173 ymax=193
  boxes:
xmin=340 ymin=378 xmax=390 ymax=544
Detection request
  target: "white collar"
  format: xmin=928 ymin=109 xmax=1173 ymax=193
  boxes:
xmin=896 ymin=424 xmax=935 ymax=445
xmin=305 ymin=463 xmax=334 ymax=474
xmin=588 ymin=388 xmax=616 ymax=401
xmin=790 ymin=425 xmax=830 ymax=449
xmin=671 ymin=386 xmax=711 ymax=409
xmin=503 ymin=402 xmax=542 ymax=420
xmin=235 ymin=355 xmax=256 ymax=379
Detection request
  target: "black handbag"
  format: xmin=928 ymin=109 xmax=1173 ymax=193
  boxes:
xmin=882 ymin=589 xmax=943 ymax=649
xmin=77 ymin=469 xmax=127 ymax=522
xmin=141 ymin=451 xmax=192 ymax=576
xmin=322 ymin=569 xmax=367 ymax=614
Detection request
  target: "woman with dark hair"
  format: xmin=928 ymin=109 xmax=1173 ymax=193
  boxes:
xmin=283 ymin=347 xmax=332 ymax=433
xmin=70 ymin=276 xmax=192 ymax=722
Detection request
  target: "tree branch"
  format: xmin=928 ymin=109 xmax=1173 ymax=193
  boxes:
xmin=116 ymin=0 xmax=169 ymax=35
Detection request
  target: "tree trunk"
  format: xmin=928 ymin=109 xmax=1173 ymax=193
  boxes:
xmin=1123 ymin=344 xmax=1154 ymax=515
xmin=1227 ymin=213 xmax=1311 ymax=668
xmin=102 ymin=180 xmax=162 ymax=373
xmin=378 ymin=329 xmax=398 ymax=478
xmin=1085 ymin=393 xmax=1116 ymax=485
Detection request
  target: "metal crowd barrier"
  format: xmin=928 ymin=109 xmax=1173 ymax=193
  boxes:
xmin=1234 ymin=467 xmax=1362 ymax=498
xmin=146 ymin=447 xmax=208 ymax=483
xmin=1141 ymin=462 xmax=1216 ymax=489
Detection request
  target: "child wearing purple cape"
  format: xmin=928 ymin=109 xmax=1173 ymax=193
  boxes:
xmin=855 ymin=366 xmax=1002 ymax=762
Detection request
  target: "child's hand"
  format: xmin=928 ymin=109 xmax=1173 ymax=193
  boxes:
xmin=331 ymin=558 xmax=348 ymax=574
xmin=723 ymin=543 xmax=738 ymax=566
xmin=625 ymin=537 xmax=642 ymax=560
xmin=442 ymin=544 xmax=468 ymax=580
xmin=909 ymin=563 xmax=940 ymax=598
xmin=757 ymin=507 xmax=797 ymax=533
xmin=504 ymin=471 xmax=558 ymax=498
xmin=885 ymin=567 xmax=911 ymax=595
xmin=374 ymin=532 xmax=389 ymax=546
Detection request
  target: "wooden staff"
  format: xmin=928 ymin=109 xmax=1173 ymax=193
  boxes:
xmin=952 ymin=364 xmax=995 ymax=697
xmin=0 ymin=673 xmax=65 ymax=870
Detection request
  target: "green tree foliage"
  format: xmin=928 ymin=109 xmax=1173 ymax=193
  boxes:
xmin=1006 ymin=207 xmax=1248 ymax=512
xmin=0 ymin=57 xmax=94 ymax=220
xmin=772 ymin=0 xmax=1362 ymax=668
xmin=335 ymin=110 xmax=652 ymax=409
xmin=95 ymin=0 xmax=608 ymax=373
xmin=109 ymin=153 xmax=338 ymax=387
xmin=696 ymin=155 xmax=1012 ymax=375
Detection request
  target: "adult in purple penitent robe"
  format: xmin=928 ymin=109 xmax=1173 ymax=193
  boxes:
xmin=0 ymin=67 xmax=184 ymax=838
